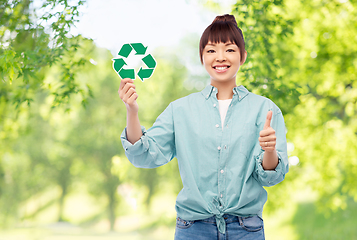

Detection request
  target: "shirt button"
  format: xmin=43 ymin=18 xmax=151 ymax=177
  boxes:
xmin=220 ymin=194 xmax=223 ymax=198
xmin=218 ymin=146 xmax=221 ymax=150
xmin=215 ymin=124 xmax=219 ymax=128
xmin=213 ymin=103 xmax=216 ymax=107
xmin=220 ymin=169 xmax=224 ymax=174
xmin=224 ymin=145 xmax=227 ymax=149
xmin=213 ymin=88 xmax=216 ymax=91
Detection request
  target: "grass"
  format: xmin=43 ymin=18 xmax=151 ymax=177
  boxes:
xmin=0 ymin=219 xmax=176 ymax=240
xmin=290 ymin=198 xmax=357 ymax=240
xmin=1 ymin=189 xmax=357 ymax=240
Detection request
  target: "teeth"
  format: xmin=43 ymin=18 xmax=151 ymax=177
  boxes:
xmin=215 ymin=66 xmax=228 ymax=70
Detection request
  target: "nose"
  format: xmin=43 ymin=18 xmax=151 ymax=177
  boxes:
xmin=216 ymin=50 xmax=226 ymax=62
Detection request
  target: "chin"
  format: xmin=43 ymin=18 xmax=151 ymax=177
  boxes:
xmin=211 ymin=78 xmax=236 ymax=84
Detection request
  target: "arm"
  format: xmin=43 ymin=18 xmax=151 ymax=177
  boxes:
xmin=118 ymin=78 xmax=142 ymax=144
xmin=120 ymin=103 xmax=176 ymax=168
xmin=119 ymin=79 xmax=176 ymax=168
xmin=253 ymin=109 xmax=289 ymax=187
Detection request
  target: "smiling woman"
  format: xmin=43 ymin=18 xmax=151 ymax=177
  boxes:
xmin=119 ymin=14 xmax=289 ymax=240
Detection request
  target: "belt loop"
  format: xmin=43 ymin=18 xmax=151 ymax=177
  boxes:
xmin=238 ymin=216 xmax=243 ymax=226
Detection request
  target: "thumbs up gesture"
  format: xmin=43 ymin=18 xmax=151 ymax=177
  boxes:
xmin=259 ymin=111 xmax=276 ymax=153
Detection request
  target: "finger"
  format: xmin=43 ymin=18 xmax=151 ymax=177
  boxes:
xmin=120 ymin=79 xmax=135 ymax=92
xmin=119 ymin=78 xmax=134 ymax=91
xmin=119 ymin=78 xmax=130 ymax=91
xmin=259 ymin=141 xmax=276 ymax=148
xmin=122 ymin=83 xmax=136 ymax=94
xmin=119 ymin=80 xmax=134 ymax=98
xmin=259 ymin=128 xmax=275 ymax=137
xmin=259 ymin=135 xmax=276 ymax=143
xmin=122 ymin=88 xmax=137 ymax=103
xmin=126 ymin=92 xmax=138 ymax=105
xmin=263 ymin=110 xmax=273 ymax=130
xmin=119 ymin=83 xmax=136 ymax=99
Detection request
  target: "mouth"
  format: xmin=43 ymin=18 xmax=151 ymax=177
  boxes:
xmin=213 ymin=65 xmax=230 ymax=73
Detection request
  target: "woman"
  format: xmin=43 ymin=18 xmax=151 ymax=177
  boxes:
xmin=119 ymin=14 xmax=288 ymax=240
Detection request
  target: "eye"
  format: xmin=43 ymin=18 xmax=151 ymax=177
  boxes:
xmin=227 ymin=49 xmax=235 ymax=52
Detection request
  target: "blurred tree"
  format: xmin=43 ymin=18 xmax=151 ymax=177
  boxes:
xmin=0 ymin=0 xmax=92 ymax=217
xmin=280 ymin=0 xmax=357 ymax=213
xmin=0 ymin=37 xmax=96 ymax=226
xmin=0 ymin=0 xmax=92 ymax=108
xmin=233 ymin=0 xmax=301 ymax=114
xmin=233 ymin=0 xmax=357 ymax=215
xmin=70 ymin=46 xmax=125 ymax=230
xmin=0 ymin=42 xmax=94 ymax=226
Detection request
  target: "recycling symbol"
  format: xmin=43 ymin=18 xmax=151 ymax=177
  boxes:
xmin=112 ymin=43 xmax=156 ymax=81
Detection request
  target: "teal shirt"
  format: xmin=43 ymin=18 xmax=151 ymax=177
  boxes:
xmin=121 ymin=84 xmax=289 ymax=234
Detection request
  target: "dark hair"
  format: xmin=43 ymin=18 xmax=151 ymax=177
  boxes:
xmin=199 ymin=14 xmax=245 ymax=64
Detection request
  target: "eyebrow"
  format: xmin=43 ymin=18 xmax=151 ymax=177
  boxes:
xmin=206 ymin=42 xmax=235 ymax=46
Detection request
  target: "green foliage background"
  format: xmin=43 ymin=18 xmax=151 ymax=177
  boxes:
xmin=0 ymin=0 xmax=356 ymax=239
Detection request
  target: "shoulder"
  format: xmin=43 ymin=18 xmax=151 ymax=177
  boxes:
xmin=170 ymin=91 xmax=204 ymax=107
xmin=246 ymin=91 xmax=282 ymax=115
xmin=158 ymin=90 xmax=204 ymax=116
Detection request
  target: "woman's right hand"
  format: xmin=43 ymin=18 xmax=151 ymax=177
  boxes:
xmin=118 ymin=78 xmax=139 ymax=113
xmin=118 ymin=78 xmax=142 ymax=143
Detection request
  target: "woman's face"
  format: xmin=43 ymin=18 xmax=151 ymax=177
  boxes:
xmin=202 ymin=41 xmax=246 ymax=85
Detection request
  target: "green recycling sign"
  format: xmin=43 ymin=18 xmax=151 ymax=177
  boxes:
xmin=112 ymin=43 xmax=156 ymax=81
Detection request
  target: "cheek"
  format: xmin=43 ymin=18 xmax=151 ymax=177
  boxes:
xmin=202 ymin=55 xmax=207 ymax=64
xmin=204 ymin=64 xmax=212 ymax=73
xmin=202 ymin=59 xmax=211 ymax=70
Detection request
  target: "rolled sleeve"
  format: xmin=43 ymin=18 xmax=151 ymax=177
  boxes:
xmin=121 ymin=126 xmax=149 ymax=155
xmin=120 ymin=103 xmax=176 ymax=169
xmin=254 ymin=151 xmax=286 ymax=187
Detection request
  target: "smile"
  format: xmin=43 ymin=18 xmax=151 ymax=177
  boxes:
xmin=213 ymin=65 xmax=230 ymax=73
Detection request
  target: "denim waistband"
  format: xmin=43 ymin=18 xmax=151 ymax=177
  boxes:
xmin=198 ymin=214 xmax=241 ymax=224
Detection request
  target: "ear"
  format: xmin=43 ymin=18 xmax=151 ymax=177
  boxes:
xmin=240 ymin=50 xmax=247 ymax=65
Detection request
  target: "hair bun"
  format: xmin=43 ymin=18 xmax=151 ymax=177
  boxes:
xmin=212 ymin=14 xmax=238 ymax=26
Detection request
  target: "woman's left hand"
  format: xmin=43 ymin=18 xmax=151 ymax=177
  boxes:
xmin=259 ymin=111 xmax=276 ymax=153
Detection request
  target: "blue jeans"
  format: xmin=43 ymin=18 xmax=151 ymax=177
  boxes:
xmin=174 ymin=214 xmax=265 ymax=240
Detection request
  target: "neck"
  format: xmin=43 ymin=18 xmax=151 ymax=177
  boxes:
xmin=211 ymin=80 xmax=237 ymax=100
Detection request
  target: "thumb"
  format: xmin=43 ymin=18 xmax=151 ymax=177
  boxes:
xmin=264 ymin=110 xmax=273 ymax=129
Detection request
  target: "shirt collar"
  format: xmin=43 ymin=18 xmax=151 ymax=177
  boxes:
xmin=233 ymin=85 xmax=249 ymax=100
xmin=201 ymin=84 xmax=249 ymax=100
xmin=201 ymin=84 xmax=216 ymax=99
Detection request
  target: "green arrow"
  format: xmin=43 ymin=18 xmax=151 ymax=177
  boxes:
xmin=137 ymin=67 xmax=154 ymax=81
xmin=142 ymin=54 xmax=156 ymax=68
xmin=131 ymin=43 xmax=147 ymax=55
xmin=112 ymin=58 xmax=126 ymax=72
xmin=119 ymin=68 xmax=135 ymax=79
xmin=118 ymin=44 xmax=132 ymax=58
